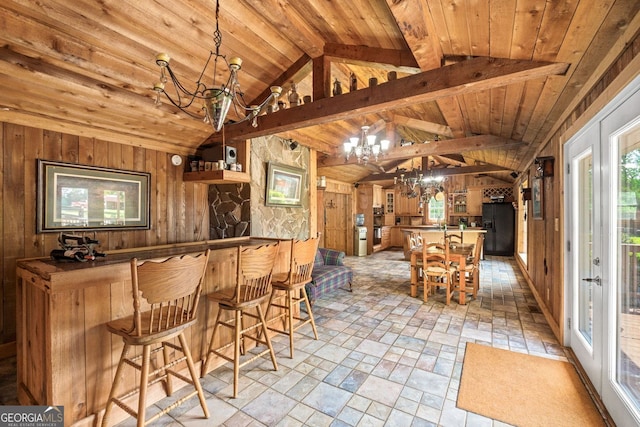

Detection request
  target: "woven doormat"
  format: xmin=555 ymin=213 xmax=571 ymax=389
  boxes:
xmin=457 ymin=343 xmax=604 ymax=426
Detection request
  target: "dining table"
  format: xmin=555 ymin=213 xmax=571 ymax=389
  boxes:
xmin=409 ymin=242 xmax=475 ymax=304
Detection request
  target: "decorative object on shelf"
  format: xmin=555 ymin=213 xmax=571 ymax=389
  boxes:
xmin=387 ymin=71 xmax=397 ymax=81
xmin=535 ymin=156 xmax=554 ymax=177
xmin=152 ymin=0 xmax=282 ymax=132
xmin=288 ymin=81 xmax=301 ymax=107
xmin=343 ymin=124 xmax=391 ymax=164
xmin=369 ymin=77 xmax=378 ymax=87
xmin=332 ymin=78 xmax=343 ymax=96
xmin=50 ymin=233 xmax=105 ymax=262
xmin=349 ymin=72 xmax=357 ymax=92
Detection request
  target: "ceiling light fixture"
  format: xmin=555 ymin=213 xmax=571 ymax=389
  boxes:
xmin=152 ymin=0 xmax=281 ymax=132
xmin=343 ymin=125 xmax=390 ymax=164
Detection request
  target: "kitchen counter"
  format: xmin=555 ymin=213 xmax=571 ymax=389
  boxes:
xmin=16 ymin=237 xmax=291 ymax=427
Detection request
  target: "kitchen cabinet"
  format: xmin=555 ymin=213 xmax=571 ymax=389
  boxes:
xmin=394 ymin=190 xmax=421 ymax=215
xmin=373 ymin=184 xmax=383 ymax=208
xmin=381 ymin=226 xmax=391 ymax=249
xmin=466 ymin=187 xmax=482 ymax=216
xmin=390 ymin=227 xmax=403 ymax=247
xmin=385 ymin=190 xmax=394 ymax=214
xmin=450 ymin=192 xmax=467 ymax=214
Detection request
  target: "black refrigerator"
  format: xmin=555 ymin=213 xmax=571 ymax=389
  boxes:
xmin=482 ymin=202 xmax=515 ymax=256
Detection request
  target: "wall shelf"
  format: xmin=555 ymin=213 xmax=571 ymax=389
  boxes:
xmin=183 ymin=170 xmax=250 ymax=184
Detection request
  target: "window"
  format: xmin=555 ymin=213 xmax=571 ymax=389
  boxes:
xmin=428 ymin=197 xmax=445 ymax=222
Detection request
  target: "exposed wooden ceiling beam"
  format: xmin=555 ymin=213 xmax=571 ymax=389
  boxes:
xmin=386 ymin=0 xmax=468 ymax=138
xmin=318 ymin=134 xmax=523 ymax=167
xmin=392 ymin=115 xmax=454 ymax=138
xmin=207 ymin=57 xmax=568 ymax=144
xmin=323 ymin=43 xmax=420 ymax=73
xmin=358 ymin=164 xmax=510 ymax=182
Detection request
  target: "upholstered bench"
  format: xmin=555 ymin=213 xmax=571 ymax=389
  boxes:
xmin=305 ymin=248 xmax=353 ymax=304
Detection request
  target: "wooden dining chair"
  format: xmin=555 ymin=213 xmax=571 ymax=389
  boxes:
xmin=457 ymin=233 xmax=485 ymax=298
xmin=410 ymin=232 xmax=424 ymax=280
xmin=201 ymin=242 xmax=280 ymax=398
xmin=101 ymin=250 xmax=211 ymax=427
xmin=447 ymin=233 xmax=462 ymax=244
xmin=265 ymin=234 xmax=320 ymax=358
xmin=421 ymin=242 xmax=456 ymax=304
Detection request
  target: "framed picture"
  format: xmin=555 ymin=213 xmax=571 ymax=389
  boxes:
xmin=532 ymin=177 xmax=543 ymax=220
xmin=265 ymin=162 xmax=305 ymax=207
xmin=37 ymin=159 xmax=151 ymax=232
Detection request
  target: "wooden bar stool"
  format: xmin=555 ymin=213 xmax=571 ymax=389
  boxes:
xmin=201 ymin=242 xmax=279 ymax=398
xmin=266 ymin=235 xmax=320 ymax=358
xmin=101 ymin=250 xmax=211 ymax=427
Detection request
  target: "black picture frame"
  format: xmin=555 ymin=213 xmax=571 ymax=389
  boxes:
xmin=265 ymin=162 xmax=304 ymax=207
xmin=37 ymin=159 xmax=151 ymax=232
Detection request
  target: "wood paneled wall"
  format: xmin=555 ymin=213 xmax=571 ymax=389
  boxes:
xmin=518 ymin=31 xmax=640 ymax=342
xmin=0 ymin=123 xmax=210 ymax=347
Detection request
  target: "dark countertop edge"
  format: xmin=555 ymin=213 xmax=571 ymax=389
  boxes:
xmin=16 ymin=237 xmax=281 ymax=276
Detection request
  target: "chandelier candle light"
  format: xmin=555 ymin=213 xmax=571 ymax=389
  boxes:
xmin=153 ymin=0 xmax=281 ymax=132
xmin=343 ymin=125 xmax=390 ymax=164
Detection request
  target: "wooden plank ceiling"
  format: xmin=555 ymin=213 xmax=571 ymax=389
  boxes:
xmin=0 ymin=0 xmax=638 ymax=185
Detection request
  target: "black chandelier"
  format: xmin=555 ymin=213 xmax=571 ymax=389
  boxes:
xmin=153 ymin=0 xmax=281 ymax=132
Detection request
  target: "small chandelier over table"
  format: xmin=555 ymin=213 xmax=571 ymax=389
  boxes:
xmin=395 ymin=161 xmax=447 ymax=203
xmin=152 ymin=0 xmax=281 ymax=132
xmin=343 ymin=125 xmax=391 ymax=164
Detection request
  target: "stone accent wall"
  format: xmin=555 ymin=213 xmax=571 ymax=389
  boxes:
xmin=208 ymin=135 xmax=310 ymax=240
xmin=250 ymin=135 xmax=310 ymax=239
xmin=208 ymin=183 xmax=251 ymax=239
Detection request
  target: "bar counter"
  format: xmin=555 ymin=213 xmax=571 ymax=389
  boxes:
xmin=16 ymin=237 xmax=290 ymax=427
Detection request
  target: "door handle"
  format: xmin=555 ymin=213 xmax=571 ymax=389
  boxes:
xmin=582 ymin=276 xmax=601 ymax=286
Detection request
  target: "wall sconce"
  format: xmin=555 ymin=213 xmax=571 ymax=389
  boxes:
xmin=317 ymin=176 xmax=327 ymax=189
xmin=535 ymin=156 xmax=554 ymax=178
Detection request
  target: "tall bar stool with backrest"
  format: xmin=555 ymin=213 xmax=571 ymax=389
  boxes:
xmin=201 ymin=242 xmax=279 ymax=398
xmin=266 ymin=234 xmax=320 ymax=358
xmin=101 ymin=250 xmax=211 ymax=427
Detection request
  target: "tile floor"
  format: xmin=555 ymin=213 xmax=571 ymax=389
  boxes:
xmin=1 ymin=249 xmax=601 ymax=426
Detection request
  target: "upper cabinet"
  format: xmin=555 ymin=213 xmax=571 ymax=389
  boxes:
xmin=385 ymin=190 xmax=394 ymax=214
xmin=183 ymin=140 xmax=251 ymax=184
xmin=372 ymin=184 xmax=383 ymax=208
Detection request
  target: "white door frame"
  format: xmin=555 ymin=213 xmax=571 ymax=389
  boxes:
xmin=564 ymin=74 xmax=640 ymax=427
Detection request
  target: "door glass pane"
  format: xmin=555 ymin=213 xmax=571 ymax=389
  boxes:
xmin=616 ymin=122 xmax=640 ymax=409
xmin=578 ymin=152 xmax=594 ymax=344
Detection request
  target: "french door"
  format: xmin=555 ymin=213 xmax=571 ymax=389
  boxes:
xmin=565 ymin=77 xmax=640 ymax=426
